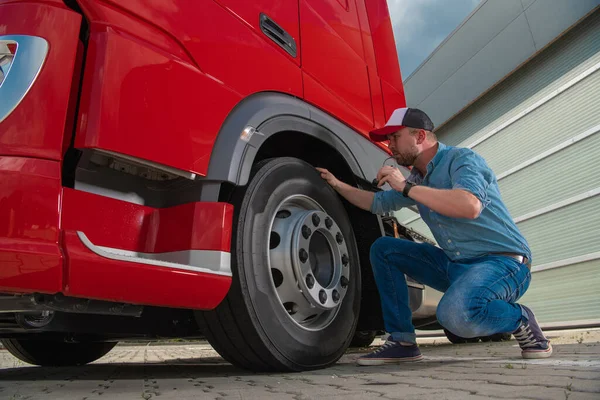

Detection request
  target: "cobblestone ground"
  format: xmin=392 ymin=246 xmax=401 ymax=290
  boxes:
xmin=0 ymin=329 xmax=598 ymax=400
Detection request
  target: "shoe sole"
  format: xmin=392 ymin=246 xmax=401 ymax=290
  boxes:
xmin=356 ymin=354 xmax=424 ymax=366
xmin=522 ymin=344 xmax=553 ymax=359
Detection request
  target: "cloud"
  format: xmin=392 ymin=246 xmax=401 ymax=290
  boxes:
xmin=388 ymin=0 xmax=481 ymax=79
xmin=387 ymin=0 xmax=437 ymax=45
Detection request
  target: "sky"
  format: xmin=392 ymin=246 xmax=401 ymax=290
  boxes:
xmin=387 ymin=0 xmax=482 ymax=80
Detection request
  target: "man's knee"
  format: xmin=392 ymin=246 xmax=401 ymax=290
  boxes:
xmin=369 ymin=236 xmax=415 ymax=259
xmin=370 ymin=236 xmax=395 ymax=262
xmin=436 ymin=293 xmax=487 ymax=339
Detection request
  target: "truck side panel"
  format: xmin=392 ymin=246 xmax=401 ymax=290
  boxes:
xmin=60 ymin=189 xmax=233 ymax=309
xmin=92 ymin=0 xmax=304 ymax=94
xmin=0 ymin=158 xmax=63 ymax=294
xmin=299 ymin=0 xmax=374 ymax=134
xmin=363 ymin=0 xmax=406 ymax=120
xmin=355 ymin=0 xmax=387 ymax=128
xmin=0 ymin=2 xmax=81 ymax=160
xmin=73 ymin=26 xmax=241 ymax=176
xmin=73 ymin=0 xmax=303 ymax=177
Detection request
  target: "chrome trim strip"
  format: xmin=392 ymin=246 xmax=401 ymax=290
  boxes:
xmin=76 ymin=232 xmax=231 ymax=277
xmin=0 ymin=35 xmax=49 ymax=124
xmin=93 ymin=149 xmax=198 ymax=180
xmin=532 ymin=251 xmax=600 ymax=273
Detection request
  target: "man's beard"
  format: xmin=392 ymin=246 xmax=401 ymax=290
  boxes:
xmin=393 ymin=147 xmax=420 ymax=167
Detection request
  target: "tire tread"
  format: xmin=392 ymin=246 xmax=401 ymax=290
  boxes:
xmin=196 ymin=157 xmax=359 ymax=372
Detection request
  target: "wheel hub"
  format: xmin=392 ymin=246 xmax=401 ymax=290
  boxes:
xmin=292 ymin=210 xmax=348 ymax=310
xmin=268 ymin=195 xmax=350 ymax=329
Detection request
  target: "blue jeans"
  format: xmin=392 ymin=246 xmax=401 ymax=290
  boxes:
xmin=370 ymin=237 xmax=531 ymax=344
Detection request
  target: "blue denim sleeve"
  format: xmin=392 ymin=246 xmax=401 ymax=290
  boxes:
xmin=450 ymin=149 xmax=493 ymax=215
xmin=370 ymin=189 xmax=416 ymax=214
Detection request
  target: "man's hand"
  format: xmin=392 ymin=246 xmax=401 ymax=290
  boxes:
xmin=316 ymin=167 xmax=341 ymax=189
xmin=377 ymin=166 xmax=407 ymax=192
xmin=315 ymin=167 xmax=375 ymax=212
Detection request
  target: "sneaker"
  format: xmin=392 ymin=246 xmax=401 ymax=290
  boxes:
xmin=513 ymin=305 xmax=552 ymax=359
xmin=356 ymin=340 xmax=423 ymax=366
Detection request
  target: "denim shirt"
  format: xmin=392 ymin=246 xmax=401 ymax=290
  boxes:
xmin=371 ymin=142 xmax=532 ymax=262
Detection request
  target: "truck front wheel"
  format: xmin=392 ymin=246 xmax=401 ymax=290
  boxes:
xmin=1 ymin=338 xmax=117 ymax=366
xmin=196 ymin=157 xmax=361 ymax=372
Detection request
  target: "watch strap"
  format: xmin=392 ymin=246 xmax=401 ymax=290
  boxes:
xmin=402 ymin=182 xmax=414 ymax=197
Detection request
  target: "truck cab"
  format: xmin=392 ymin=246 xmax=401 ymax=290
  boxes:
xmin=0 ymin=0 xmax=441 ymax=371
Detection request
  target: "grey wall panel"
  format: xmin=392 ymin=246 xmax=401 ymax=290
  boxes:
xmin=517 ymin=196 xmax=600 ymax=265
xmin=518 ymin=259 xmax=600 ymax=323
xmin=404 ymin=0 xmax=600 ymax=128
xmin=404 ymin=0 xmax=524 ymax=106
xmin=417 ymin=12 xmax=537 ymax=128
xmin=521 ymin=0 xmax=536 ymax=9
xmin=498 ymin=131 xmax=600 ymax=217
xmin=436 ymin=10 xmax=600 ymax=147
xmin=525 ymin=0 xmax=600 ymax=50
xmin=403 ymin=4 xmax=600 ymax=327
xmin=472 ymin=70 xmax=600 ymax=174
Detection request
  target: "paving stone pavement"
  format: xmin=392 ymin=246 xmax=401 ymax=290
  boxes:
xmin=0 ymin=328 xmax=598 ymax=400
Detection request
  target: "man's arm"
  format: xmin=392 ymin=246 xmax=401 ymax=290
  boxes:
xmin=317 ymin=167 xmax=416 ymax=213
xmin=316 ymin=168 xmax=374 ymax=211
xmin=331 ymin=180 xmax=375 ymax=211
xmin=407 ymin=186 xmax=481 ymax=219
xmin=377 ymin=149 xmax=492 ymax=219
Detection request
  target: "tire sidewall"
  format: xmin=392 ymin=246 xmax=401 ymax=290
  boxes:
xmin=235 ymin=158 xmax=361 ymax=368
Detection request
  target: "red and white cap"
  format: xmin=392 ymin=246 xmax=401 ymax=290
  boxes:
xmin=369 ymin=107 xmax=435 ymax=142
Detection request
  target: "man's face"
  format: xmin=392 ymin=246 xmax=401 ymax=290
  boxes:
xmin=387 ymin=127 xmax=420 ymax=167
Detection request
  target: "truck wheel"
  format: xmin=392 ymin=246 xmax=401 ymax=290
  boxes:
xmin=0 ymin=338 xmax=117 ymax=366
xmin=195 ymin=157 xmax=361 ymax=372
xmin=350 ymin=330 xmax=378 ymax=348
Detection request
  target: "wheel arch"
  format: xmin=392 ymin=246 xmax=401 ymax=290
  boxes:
xmin=208 ymin=92 xmax=392 ymax=332
xmin=206 ymin=92 xmax=388 ymax=188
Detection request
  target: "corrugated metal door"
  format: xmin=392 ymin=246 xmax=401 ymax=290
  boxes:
xmin=398 ymin=10 xmax=600 ymax=326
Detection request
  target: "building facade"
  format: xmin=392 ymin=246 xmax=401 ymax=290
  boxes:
xmin=399 ymin=0 xmax=600 ymax=328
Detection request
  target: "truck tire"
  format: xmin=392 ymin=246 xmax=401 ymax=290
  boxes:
xmin=195 ymin=157 xmax=361 ymax=372
xmin=0 ymin=338 xmax=117 ymax=366
xmin=350 ymin=330 xmax=378 ymax=348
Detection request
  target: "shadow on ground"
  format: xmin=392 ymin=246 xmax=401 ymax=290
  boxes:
xmin=0 ymin=357 xmax=468 ymax=382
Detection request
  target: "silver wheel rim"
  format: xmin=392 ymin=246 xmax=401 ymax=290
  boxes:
xmin=267 ymin=195 xmax=350 ymax=331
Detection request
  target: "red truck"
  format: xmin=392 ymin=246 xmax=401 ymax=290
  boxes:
xmin=0 ymin=0 xmax=444 ymax=371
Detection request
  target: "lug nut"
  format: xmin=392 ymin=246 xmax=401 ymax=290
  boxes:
xmin=302 ymin=225 xmax=311 ymax=239
xmin=341 ymin=276 xmax=349 ymax=288
xmin=325 ymin=217 xmax=333 ymax=229
xmin=306 ymin=274 xmax=315 ymax=289
xmin=276 ymin=210 xmax=291 ymax=219
xmin=332 ymin=290 xmax=340 ymax=303
xmin=299 ymin=249 xmax=308 ymax=263
xmin=336 ymin=232 xmax=344 ymax=244
xmin=319 ymin=290 xmax=327 ymax=304
xmin=312 ymin=214 xmax=321 ymax=227
xmin=341 ymin=254 xmax=349 ymax=266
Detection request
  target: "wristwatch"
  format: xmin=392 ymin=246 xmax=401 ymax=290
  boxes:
xmin=402 ymin=182 xmax=414 ymax=197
